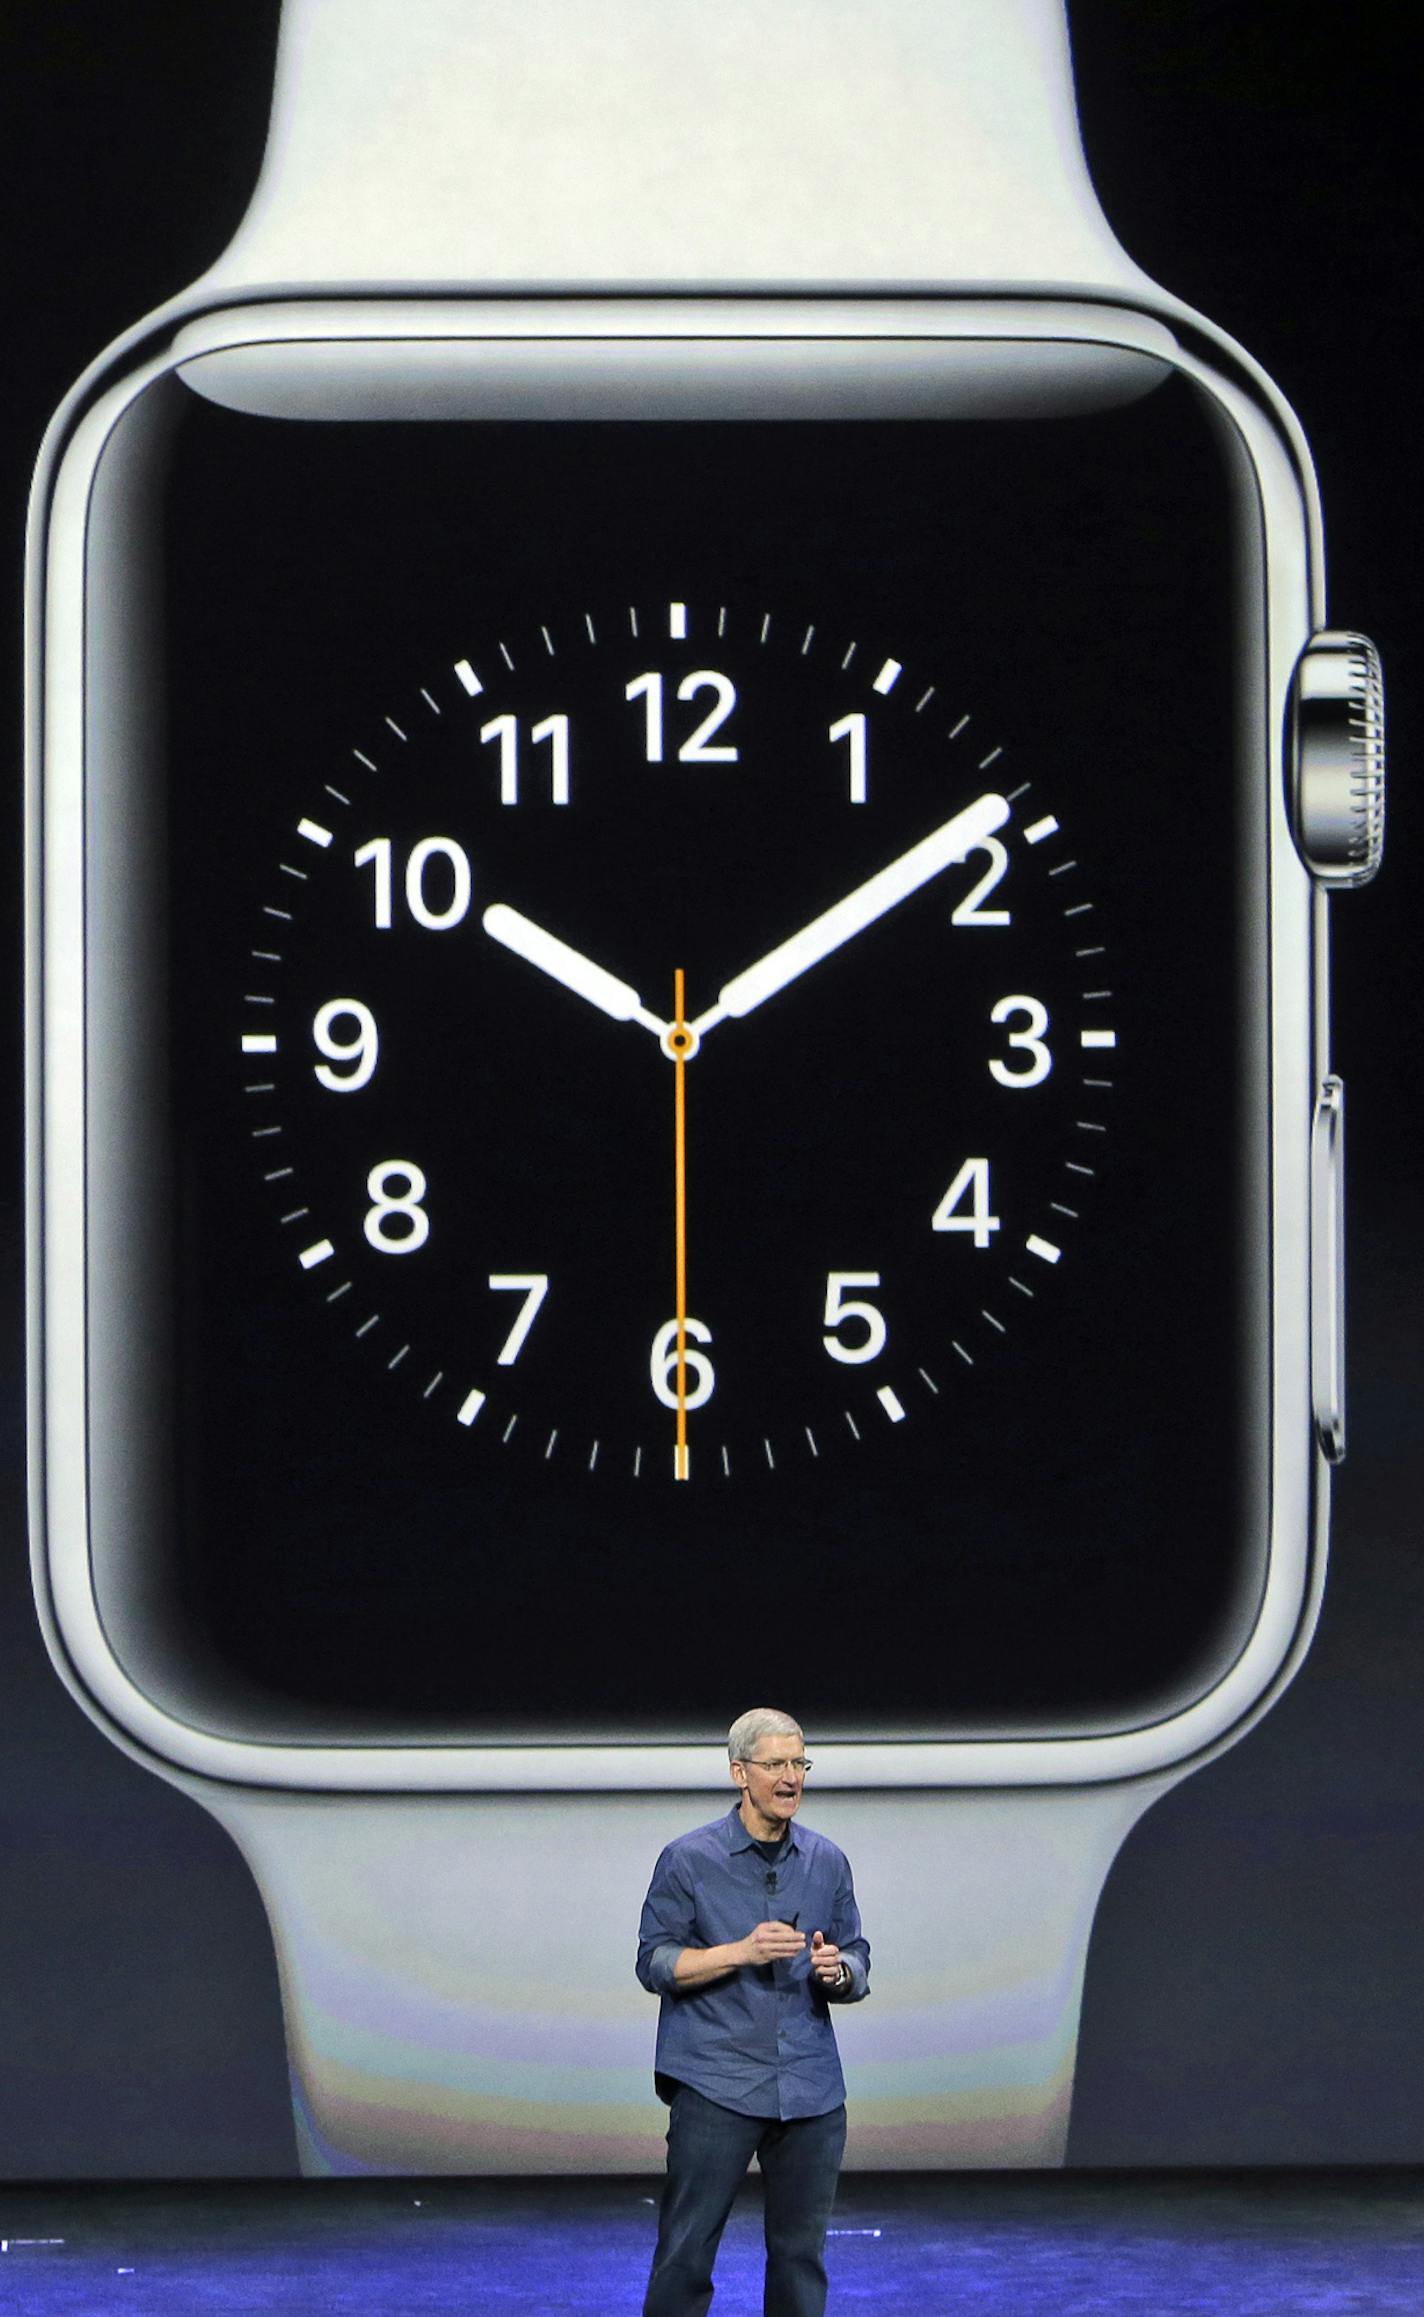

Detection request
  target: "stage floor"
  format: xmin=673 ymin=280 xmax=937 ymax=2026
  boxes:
xmin=1 ymin=2170 xmax=1420 ymax=2313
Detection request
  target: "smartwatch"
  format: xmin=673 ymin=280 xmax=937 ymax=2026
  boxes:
xmin=28 ymin=0 xmax=1385 ymax=2173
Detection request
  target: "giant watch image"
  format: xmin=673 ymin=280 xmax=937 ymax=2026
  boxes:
xmin=27 ymin=0 xmax=1384 ymax=2174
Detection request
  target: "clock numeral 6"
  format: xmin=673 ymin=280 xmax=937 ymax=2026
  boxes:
xmin=364 ymin=1160 xmax=430 ymax=1254
xmin=931 ymin=1158 xmax=1000 ymax=1246
xmin=354 ymin=836 xmax=472 ymax=931
xmin=651 ymin=1318 xmax=716 ymax=1409
xmin=989 ymin=995 xmax=1052 ymax=1086
xmin=822 ymin=1273 xmax=887 ymax=1365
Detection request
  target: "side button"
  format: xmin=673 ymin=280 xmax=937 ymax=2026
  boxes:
xmin=1311 ymin=1076 xmax=1346 ymax=1463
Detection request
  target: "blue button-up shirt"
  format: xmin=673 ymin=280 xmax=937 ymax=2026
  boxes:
xmin=636 ymin=1806 xmax=870 ymax=2120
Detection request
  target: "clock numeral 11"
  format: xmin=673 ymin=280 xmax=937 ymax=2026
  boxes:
xmin=479 ymin=713 xmax=570 ymax=805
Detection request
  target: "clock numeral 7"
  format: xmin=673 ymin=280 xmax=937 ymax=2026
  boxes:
xmin=626 ymin=671 xmax=739 ymax=763
xmin=354 ymin=837 xmax=472 ymax=930
xmin=822 ymin=1273 xmax=887 ymax=1365
xmin=489 ymin=1273 xmax=549 ymax=1365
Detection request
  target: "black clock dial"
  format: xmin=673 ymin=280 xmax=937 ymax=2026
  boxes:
xmin=243 ymin=598 xmax=1117 ymax=1488
xmin=91 ymin=359 xmax=1271 ymax=1736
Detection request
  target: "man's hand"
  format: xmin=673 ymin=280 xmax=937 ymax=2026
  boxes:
xmin=739 ymin=1920 xmax=807 ymax=1967
xmin=810 ymin=1930 xmax=848 ymax=1987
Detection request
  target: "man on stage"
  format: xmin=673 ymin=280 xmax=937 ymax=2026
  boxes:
xmin=637 ymin=1707 xmax=871 ymax=2317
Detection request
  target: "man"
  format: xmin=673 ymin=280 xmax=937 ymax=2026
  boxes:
xmin=636 ymin=1707 xmax=870 ymax=2317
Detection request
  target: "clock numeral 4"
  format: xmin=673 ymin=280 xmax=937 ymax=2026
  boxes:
xmin=989 ymin=995 xmax=1052 ymax=1086
xmin=822 ymin=1272 xmax=887 ymax=1365
xmin=626 ymin=671 xmax=739 ymax=763
xmin=364 ymin=1160 xmax=430 ymax=1254
xmin=355 ymin=837 xmax=472 ymax=931
xmin=313 ymin=998 xmax=378 ymax=1092
xmin=931 ymin=1158 xmax=1000 ymax=1247
xmin=651 ymin=1318 xmax=716 ymax=1409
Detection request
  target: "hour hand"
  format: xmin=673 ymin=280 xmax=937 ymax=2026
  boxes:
xmin=483 ymin=903 xmax=669 ymax=1039
xmin=690 ymin=790 xmax=1010 ymax=1035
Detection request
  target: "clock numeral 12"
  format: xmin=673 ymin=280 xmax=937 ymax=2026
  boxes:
xmin=626 ymin=671 xmax=739 ymax=763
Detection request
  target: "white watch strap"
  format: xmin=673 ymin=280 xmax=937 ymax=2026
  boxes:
xmin=186 ymin=0 xmax=1170 ymax=2181
xmin=208 ymin=1780 xmax=1176 ymax=2173
xmin=200 ymin=0 xmax=1154 ymax=295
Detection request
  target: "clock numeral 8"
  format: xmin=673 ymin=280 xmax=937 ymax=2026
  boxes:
xmin=364 ymin=1160 xmax=430 ymax=1254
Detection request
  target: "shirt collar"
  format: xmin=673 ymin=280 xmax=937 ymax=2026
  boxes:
xmin=723 ymin=1802 xmax=802 ymax=1856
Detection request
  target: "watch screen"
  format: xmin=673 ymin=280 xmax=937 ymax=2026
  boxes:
xmin=83 ymin=325 xmax=1269 ymax=1742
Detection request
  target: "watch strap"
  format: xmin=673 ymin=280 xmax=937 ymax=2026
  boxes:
xmin=209 ymin=1779 xmax=1176 ymax=2172
xmin=201 ymin=0 xmax=1154 ymax=296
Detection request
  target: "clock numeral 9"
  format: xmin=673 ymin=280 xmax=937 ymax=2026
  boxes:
xmin=364 ymin=1160 xmax=430 ymax=1254
xmin=650 ymin=1318 xmax=715 ymax=1408
xmin=313 ymin=999 xmax=378 ymax=1092
xmin=626 ymin=671 xmax=739 ymax=763
xmin=931 ymin=1158 xmax=999 ymax=1246
xmin=822 ymin=1272 xmax=887 ymax=1365
xmin=354 ymin=837 xmax=472 ymax=930
xmin=989 ymin=995 xmax=1052 ymax=1086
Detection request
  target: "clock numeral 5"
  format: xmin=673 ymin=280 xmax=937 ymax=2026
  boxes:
xmin=626 ymin=670 xmax=739 ymax=763
xmin=650 ymin=1318 xmax=716 ymax=1409
xmin=931 ymin=1158 xmax=1000 ymax=1246
xmin=989 ymin=995 xmax=1052 ymax=1086
xmin=822 ymin=1273 xmax=887 ymax=1365
xmin=354 ymin=836 xmax=472 ymax=930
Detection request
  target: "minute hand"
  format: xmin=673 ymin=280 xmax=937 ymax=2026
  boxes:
xmin=693 ymin=791 xmax=1010 ymax=1033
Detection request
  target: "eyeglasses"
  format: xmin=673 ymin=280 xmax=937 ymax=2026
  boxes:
xmin=744 ymin=1756 xmax=812 ymax=1776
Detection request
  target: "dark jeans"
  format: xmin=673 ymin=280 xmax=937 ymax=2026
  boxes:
xmin=643 ymin=2084 xmax=848 ymax=2317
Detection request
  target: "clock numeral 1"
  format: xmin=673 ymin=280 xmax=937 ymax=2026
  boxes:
xmin=828 ymin=713 xmax=868 ymax=804
xmin=931 ymin=1158 xmax=1000 ymax=1246
xmin=822 ymin=1272 xmax=887 ymax=1365
xmin=650 ymin=1317 xmax=715 ymax=1409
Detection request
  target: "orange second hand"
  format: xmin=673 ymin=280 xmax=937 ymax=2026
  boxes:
xmin=674 ymin=969 xmax=689 ymax=1480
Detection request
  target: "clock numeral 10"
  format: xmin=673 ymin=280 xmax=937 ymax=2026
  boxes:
xmin=355 ymin=837 xmax=472 ymax=930
xmin=931 ymin=1158 xmax=1000 ymax=1246
xmin=650 ymin=1318 xmax=715 ymax=1408
xmin=626 ymin=671 xmax=739 ymax=763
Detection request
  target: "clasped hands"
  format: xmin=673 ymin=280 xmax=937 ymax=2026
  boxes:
xmin=740 ymin=1919 xmax=847 ymax=1986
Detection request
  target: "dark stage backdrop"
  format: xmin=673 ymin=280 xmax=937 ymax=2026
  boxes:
xmin=0 ymin=1 xmax=1418 ymax=2175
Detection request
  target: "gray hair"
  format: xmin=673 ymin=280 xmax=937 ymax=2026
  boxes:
xmin=728 ymin=1706 xmax=803 ymax=1763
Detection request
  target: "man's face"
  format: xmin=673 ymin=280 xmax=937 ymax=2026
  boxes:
xmin=733 ymin=1734 xmax=808 ymax=1832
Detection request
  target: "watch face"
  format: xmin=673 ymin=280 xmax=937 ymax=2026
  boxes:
xmin=75 ymin=327 xmax=1270 ymax=1742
